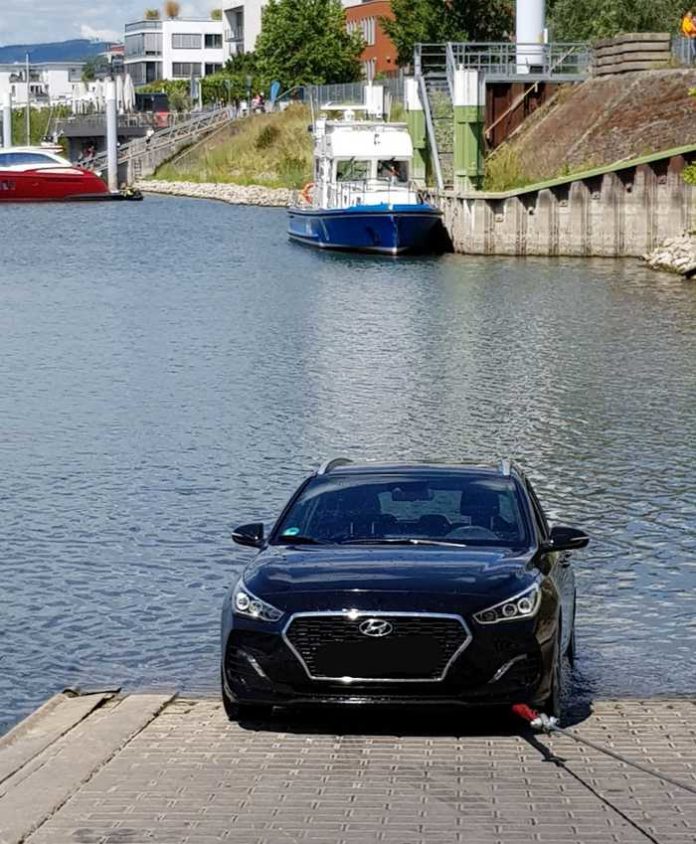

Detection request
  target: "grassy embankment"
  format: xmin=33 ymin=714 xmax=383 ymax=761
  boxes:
xmin=154 ymin=101 xmax=408 ymax=189
xmin=154 ymin=104 xmax=313 ymax=189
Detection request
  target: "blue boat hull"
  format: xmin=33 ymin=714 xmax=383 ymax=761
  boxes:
xmin=287 ymin=204 xmax=443 ymax=255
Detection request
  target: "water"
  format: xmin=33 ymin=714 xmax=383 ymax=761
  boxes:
xmin=1 ymin=196 xmax=695 ymax=734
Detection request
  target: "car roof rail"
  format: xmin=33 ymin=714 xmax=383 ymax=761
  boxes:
xmin=317 ymin=457 xmax=353 ymax=475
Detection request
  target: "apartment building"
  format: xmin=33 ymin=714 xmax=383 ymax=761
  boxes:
xmin=0 ymin=62 xmax=85 ymax=107
xmin=222 ymin=0 xmax=396 ymax=79
xmin=345 ymin=0 xmax=396 ymax=79
xmin=124 ymin=17 xmax=225 ymax=85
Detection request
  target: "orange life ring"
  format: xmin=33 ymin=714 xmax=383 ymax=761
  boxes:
xmin=301 ymin=182 xmax=314 ymax=204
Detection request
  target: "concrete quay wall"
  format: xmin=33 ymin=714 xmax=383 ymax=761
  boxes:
xmin=431 ymin=148 xmax=696 ymax=257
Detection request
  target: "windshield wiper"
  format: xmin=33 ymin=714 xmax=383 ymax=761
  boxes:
xmin=275 ymin=535 xmax=327 ymax=545
xmin=338 ymin=538 xmax=468 ymax=547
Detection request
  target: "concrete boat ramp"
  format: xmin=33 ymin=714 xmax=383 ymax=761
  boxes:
xmin=1 ymin=692 xmax=694 ymax=844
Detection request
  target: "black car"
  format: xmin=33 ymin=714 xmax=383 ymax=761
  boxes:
xmin=221 ymin=459 xmax=589 ymax=721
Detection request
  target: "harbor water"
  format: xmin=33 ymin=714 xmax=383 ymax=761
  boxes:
xmin=1 ymin=196 xmax=695 ymax=733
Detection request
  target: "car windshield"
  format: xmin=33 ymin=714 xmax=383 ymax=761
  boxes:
xmin=272 ymin=473 xmax=531 ymax=548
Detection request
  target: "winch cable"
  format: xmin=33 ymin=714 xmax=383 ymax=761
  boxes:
xmin=512 ymin=703 xmax=696 ymax=796
xmin=520 ymin=728 xmax=662 ymax=844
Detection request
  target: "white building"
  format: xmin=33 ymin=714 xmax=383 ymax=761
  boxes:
xmin=0 ymin=62 xmax=85 ymax=107
xmin=124 ymin=17 xmax=225 ymax=86
xmin=222 ymin=0 xmax=360 ymax=58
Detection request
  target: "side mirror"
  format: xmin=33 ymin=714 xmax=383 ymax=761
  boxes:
xmin=548 ymin=525 xmax=590 ymax=552
xmin=232 ymin=522 xmax=264 ymax=548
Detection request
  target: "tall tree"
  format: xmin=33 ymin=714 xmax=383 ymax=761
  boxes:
xmin=255 ymin=0 xmax=364 ymax=87
xmin=548 ymin=0 xmax=683 ymax=40
xmin=382 ymin=0 xmax=512 ymax=67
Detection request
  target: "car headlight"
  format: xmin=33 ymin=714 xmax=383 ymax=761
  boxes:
xmin=232 ymin=581 xmax=284 ymax=622
xmin=473 ymin=583 xmax=541 ymax=624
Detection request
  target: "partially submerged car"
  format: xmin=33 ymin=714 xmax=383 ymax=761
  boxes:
xmin=221 ymin=459 xmax=588 ymax=721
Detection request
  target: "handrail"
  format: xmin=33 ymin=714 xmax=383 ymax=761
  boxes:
xmin=445 ymin=43 xmax=457 ymax=102
xmin=417 ymin=73 xmax=444 ymax=191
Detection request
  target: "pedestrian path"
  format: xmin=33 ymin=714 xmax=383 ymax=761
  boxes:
xmin=1 ymin=693 xmax=694 ymax=843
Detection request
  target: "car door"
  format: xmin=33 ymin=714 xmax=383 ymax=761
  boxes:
xmin=526 ymin=479 xmax=575 ymax=653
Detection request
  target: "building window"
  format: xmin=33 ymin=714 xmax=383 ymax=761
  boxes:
xmin=172 ymin=33 xmax=202 ymax=49
xmin=125 ymin=33 xmax=162 ymax=56
xmin=362 ymin=16 xmax=376 ymax=46
xmin=204 ymin=63 xmax=223 ymax=75
xmin=363 ymin=58 xmax=376 ymax=81
xmin=172 ymin=62 xmax=202 ymax=78
xmin=204 ymin=33 xmax=222 ymax=49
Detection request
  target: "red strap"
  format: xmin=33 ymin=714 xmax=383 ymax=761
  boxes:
xmin=511 ymin=703 xmax=539 ymax=723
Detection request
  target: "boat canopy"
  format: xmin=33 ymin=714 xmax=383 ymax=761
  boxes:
xmin=315 ymin=120 xmax=414 ymax=162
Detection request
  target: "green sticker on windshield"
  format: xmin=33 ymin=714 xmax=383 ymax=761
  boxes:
xmin=283 ymin=527 xmax=300 ymax=536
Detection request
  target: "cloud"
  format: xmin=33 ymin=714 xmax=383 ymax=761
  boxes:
xmin=80 ymin=24 xmax=121 ymax=43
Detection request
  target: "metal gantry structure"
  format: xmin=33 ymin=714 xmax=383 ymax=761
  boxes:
xmin=413 ymin=41 xmax=592 ymax=191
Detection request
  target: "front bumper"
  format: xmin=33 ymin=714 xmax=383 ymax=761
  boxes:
xmin=222 ymin=616 xmax=554 ymax=708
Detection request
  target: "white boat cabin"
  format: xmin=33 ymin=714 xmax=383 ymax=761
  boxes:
xmin=311 ymin=111 xmax=421 ymax=210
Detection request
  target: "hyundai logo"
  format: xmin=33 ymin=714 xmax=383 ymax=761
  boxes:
xmin=359 ymin=618 xmax=393 ymax=638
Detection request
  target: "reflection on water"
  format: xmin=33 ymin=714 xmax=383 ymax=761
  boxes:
xmin=1 ymin=196 xmax=695 ymax=733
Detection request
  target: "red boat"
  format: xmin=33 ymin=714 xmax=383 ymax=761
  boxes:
xmin=0 ymin=146 xmax=110 ymax=202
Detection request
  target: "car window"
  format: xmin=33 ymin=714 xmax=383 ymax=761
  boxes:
xmin=273 ymin=473 xmax=531 ymax=548
xmin=525 ymin=480 xmax=549 ymax=539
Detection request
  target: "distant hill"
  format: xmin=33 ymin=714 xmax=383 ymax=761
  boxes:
xmin=0 ymin=39 xmax=113 ymax=64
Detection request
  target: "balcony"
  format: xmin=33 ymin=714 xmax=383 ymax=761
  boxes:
xmin=125 ymin=20 xmax=162 ymax=33
xmin=224 ymin=27 xmax=244 ymax=43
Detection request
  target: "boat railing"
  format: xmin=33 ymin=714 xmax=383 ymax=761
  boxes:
xmin=324 ymin=178 xmax=421 ymax=209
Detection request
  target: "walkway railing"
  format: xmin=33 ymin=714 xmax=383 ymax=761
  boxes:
xmin=87 ymin=107 xmax=232 ymax=179
xmin=415 ymin=41 xmax=592 ymax=82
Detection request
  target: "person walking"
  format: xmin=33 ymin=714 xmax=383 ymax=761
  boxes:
xmin=680 ymin=9 xmax=696 ymax=62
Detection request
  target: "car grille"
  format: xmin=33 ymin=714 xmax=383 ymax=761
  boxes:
xmin=284 ymin=614 xmax=471 ymax=682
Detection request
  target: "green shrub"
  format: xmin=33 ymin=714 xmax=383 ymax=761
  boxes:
xmin=683 ymin=163 xmax=696 ymax=185
xmin=255 ymin=124 xmax=280 ymax=150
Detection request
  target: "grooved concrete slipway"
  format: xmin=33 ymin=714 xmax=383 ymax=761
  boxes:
xmin=0 ymin=693 xmax=695 ymax=844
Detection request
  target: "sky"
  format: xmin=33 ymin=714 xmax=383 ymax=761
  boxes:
xmin=0 ymin=1 xmax=214 ymax=46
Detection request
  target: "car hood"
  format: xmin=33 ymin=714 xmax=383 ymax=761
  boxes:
xmin=242 ymin=545 xmax=538 ymax=612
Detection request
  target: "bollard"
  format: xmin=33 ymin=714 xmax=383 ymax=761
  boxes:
xmin=453 ymin=68 xmax=485 ymax=193
xmin=404 ymin=78 xmax=429 ymax=185
xmin=2 ymin=93 xmax=11 ymax=148
xmin=105 ymin=79 xmax=118 ymax=194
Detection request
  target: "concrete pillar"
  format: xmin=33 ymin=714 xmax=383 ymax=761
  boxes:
xmin=516 ymin=0 xmax=546 ymax=73
xmin=404 ymin=78 xmax=429 ymax=184
xmin=2 ymin=93 xmax=12 ymax=148
xmin=105 ymin=79 xmax=118 ymax=193
xmin=364 ymin=84 xmax=384 ymax=118
xmin=453 ymin=68 xmax=485 ymax=193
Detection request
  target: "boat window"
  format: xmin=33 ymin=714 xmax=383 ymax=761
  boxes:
xmin=1 ymin=152 xmax=57 ymax=166
xmin=336 ymin=160 xmax=370 ymax=181
xmin=377 ymin=159 xmax=408 ymax=183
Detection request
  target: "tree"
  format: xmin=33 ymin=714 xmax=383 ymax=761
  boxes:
xmin=82 ymin=54 xmax=110 ymax=82
xmin=382 ymin=0 xmax=512 ymax=67
xmin=255 ymin=0 xmax=364 ymax=87
xmin=144 ymin=8 xmax=160 ymax=19
xmin=211 ymin=8 xmax=222 ymax=20
xmin=548 ymin=0 xmax=682 ymax=40
xmin=164 ymin=1 xmax=181 ymax=19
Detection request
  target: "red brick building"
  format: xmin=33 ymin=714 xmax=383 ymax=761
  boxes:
xmin=345 ymin=0 xmax=397 ymax=80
